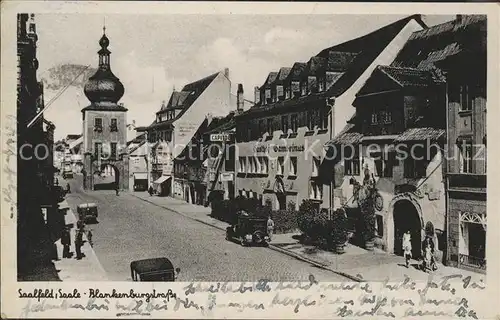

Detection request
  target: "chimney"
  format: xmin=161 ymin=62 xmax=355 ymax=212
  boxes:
xmin=237 ymin=84 xmax=244 ymax=112
xmin=456 ymin=15 xmax=463 ymax=22
xmin=254 ymin=86 xmax=260 ymax=104
xmin=224 ymin=68 xmax=229 ymax=79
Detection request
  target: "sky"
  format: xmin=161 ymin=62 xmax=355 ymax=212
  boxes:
xmin=34 ymin=14 xmax=456 ymax=140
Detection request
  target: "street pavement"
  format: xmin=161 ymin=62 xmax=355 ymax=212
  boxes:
xmin=64 ymin=175 xmax=348 ymax=282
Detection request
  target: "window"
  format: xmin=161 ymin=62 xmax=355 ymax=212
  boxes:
xmin=290 ymin=114 xmax=298 ymax=133
xmin=276 ymin=85 xmax=284 ymax=99
xmin=404 ymin=151 xmax=426 ymax=178
xmin=460 ymin=85 xmax=473 ymax=111
xmin=310 ymin=180 xmax=323 ymax=200
xmin=318 ymin=79 xmax=325 ymax=92
xmin=239 ymin=157 xmax=247 ymax=173
xmin=319 ymin=108 xmax=328 ymax=129
xmin=376 ymin=215 xmax=384 ymax=237
xmin=459 ymin=140 xmax=473 ymax=173
xmin=306 ymin=111 xmax=313 ymax=130
xmin=371 ymin=113 xmax=379 ymax=125
xmin=312 ymin=157 xmax=320 ymax=177
xmin=285 ymin=86 xmax=290 ymax=99
xmin=344 ymin=150 xmax=361 ymax=176
xmin=266 ymin=118 xmax=274 ymax=136
xmin=94 ymin=142 xmax=102 ymax=157
xmin=289 ymin=157 xmax=298 ymax=176
xmin=301 ymin=82 xmax=307 ymax=96
xmin=94 ymin=118 xmax=103 ymax=132
xmin=277 ymin=157 xmax=285 ymax=175
xmin=110 ymin=142 xmax=117 ymax=158
xmin=373 ymin=151 xmax=395 ymax=178
xmin=281 ymin=115 xmax=289 ymax=133
xmin=257 ymin=157 xmax=268 ymax=174
xmin=110 ymin=118 xmax=118 ymax=131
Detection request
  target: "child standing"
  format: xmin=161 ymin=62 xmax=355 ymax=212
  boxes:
xmin=402 ymin=230 xmax=412 ymax=268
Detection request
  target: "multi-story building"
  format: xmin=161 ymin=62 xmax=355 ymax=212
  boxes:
xmin=441 ymin=16 xmax=487 ymax=273
xmin=17 ymin=13 xmax=60 ymax=278
xmin=325 ymin=15 xmax=486 ymax=265
xmin=137 ymin=69 xmax=233 ymax=196
xmin=127 ymin=133 xmax=148 ymax=191
xmin=234 ymin=15 xmax=426 ymax=212
xmin=82 ymin=28 xmax=129 ymax=191
xmin=202 ymin=85 xmax=244 ymax=202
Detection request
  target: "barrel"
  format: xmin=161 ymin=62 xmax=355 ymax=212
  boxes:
xmin=365 ymin=240 xmax=375 ymax=251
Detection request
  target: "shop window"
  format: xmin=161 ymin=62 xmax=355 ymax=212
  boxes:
xmin=277 ymin=157 xmax=285 ymax=175
xmin=289 ymin=157 xmax=298 ymax=176
xmin=309 ymin=180 xmax=323 ymax=200
xmin=458 ymin=140 xmax=473 ymax=173
xmin=376 ymin=215 xmax=384 ymax=237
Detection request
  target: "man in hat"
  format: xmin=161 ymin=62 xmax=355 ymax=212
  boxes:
xmin=61 ymin=226 xmax=72 ymax=258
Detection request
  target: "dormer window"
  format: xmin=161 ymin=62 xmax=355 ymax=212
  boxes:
xmin=265 ymin=89 xmax=271 ymax=104
xmin=276 ymin=85 xmax=284 ymax=100
xmin=318 ymin=79 xmax=325 ymax=92
xmin=301 ymin=82 xmax=307 ymax=96
xmin=285 ymin=86 xmax=290 ymax=99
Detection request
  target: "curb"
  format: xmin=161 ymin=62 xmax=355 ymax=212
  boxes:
xmin=130 ymin=193 xmax=363 ymax=282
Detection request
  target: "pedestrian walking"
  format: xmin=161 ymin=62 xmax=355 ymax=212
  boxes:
xmin=87 ymin=228 xmax=93 ymax=247
xmin=148 ymin=185 xmax=154 ymax=196
xmin=115 ymin=184 xmax=120 ymax=196
xmin=267 ymin=215 xmax=275 ymax=242
xmin=61 ymin=226 xmax=72 ymax=258
xmin=402 ymin=230 xmax=412 ymax=268
xmin=66 ymin=183 xmax=71 ymax=194
xmin=75 ymin=221 xmax=85 ymax=260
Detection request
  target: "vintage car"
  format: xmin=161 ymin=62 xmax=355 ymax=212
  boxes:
xmin=77 ymin=203 xmax=98 ymax=223
xmin=130 ymin=257 xmax=180 ymax=282
xmin=225 ymin=213 xmax=270 ymax=247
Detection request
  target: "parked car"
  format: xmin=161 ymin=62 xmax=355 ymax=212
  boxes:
xmin=226 ymin=213 xmax=270 ymax=247
xmin=77 ymin=203 xmax=98 ymax=224
xmin=130 ymin=257 xmax=180 ymax=281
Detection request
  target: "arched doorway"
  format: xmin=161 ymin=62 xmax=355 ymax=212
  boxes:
xmin=94 ymin=163 xmax=120 ymax=190
xmin=393 ymin=199 xmax=422 ymax=258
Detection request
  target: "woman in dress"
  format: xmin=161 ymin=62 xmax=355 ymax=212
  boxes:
xmin=402 ymin=230 xmax=412 ymax=268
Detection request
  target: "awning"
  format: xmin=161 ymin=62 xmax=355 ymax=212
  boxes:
xmin=154 ymin=176 xmax=171 ymax=184
xmin=133 ymin=173 xmax=148 ymax=180
xmin=393 ymin=128 xmax=445 ymax=143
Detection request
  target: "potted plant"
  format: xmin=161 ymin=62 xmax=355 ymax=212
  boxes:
xmin=332 ymin=208 xmax=348 ymax=254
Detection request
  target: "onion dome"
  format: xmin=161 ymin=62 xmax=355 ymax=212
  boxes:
xmin=84 ymin=29 xmax=125 ymax=105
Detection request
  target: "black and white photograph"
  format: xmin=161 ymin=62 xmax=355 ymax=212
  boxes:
xmin=2 ymin=2 xmax=498 ymax=319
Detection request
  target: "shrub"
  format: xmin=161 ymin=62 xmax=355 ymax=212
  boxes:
xmin=297 ymin=200 xmax=318 ymax=236
xmin=272 ymin=209 xmax=299 ymax=234
xmin=332 ymin=208 xmax=348 ymax=246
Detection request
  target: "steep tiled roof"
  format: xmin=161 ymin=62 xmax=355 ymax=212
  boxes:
xmin=276 ymin=67 xmax=292 ymax=83
xmin=286 ymin=62 xmax=307 ymax=82
xmin=391 ymin=15 xmax=486 ymax=70
xmin=241 ymin=15 xmax=427 ymax=118
xmin=262 ymin=72 xmax=279 ymax=88
xmin=127 ymin=132 xmax=146 ymax=146
xmin=147 ymin=71 xmax=220 ymax=130
xmin=393 ymin=127 xmax=445 ymax=142
xmin=377 ymin=66 xmax=441 ymax=87
xmin=205 ymin=112 xmax=237 ymax=135
xmin=325 ymin=123 xmax=363 ymax=146
xmin=128 ymin=140 xmax=146 ymax=155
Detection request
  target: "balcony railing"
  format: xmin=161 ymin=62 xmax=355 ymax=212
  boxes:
xmin=459 ymin=254 xmax=486 ymax=271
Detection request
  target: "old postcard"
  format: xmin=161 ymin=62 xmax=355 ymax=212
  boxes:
xmin=1 ymin=1 xmax=499 ymax=318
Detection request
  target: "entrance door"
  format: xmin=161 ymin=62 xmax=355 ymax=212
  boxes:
xmin=393 ymin=200 xmax=422 ymax=258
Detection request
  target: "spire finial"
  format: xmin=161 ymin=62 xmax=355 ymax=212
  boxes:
xmin=103 ymin=17 xmax=106 ymax=35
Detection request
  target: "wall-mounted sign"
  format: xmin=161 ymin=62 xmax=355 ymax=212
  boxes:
xmin=220 ymin=172 xmax=234 ymax=181
xmin=210 ymin=133 xmax=231 ymax=142
xmin=253 ymin=144 xmax=305 ymax=153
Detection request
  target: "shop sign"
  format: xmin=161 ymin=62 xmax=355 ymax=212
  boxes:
xmin=253 ymin=144 xmax=305 ymax=153
xmin=220 ymin=172 xmax=234 ymax=181
xmin=210 ymin=133 xmax=231 ymax=142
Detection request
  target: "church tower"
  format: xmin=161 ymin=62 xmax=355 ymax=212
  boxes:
xmin=82 ymin=26 xmax=129 ymax=191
